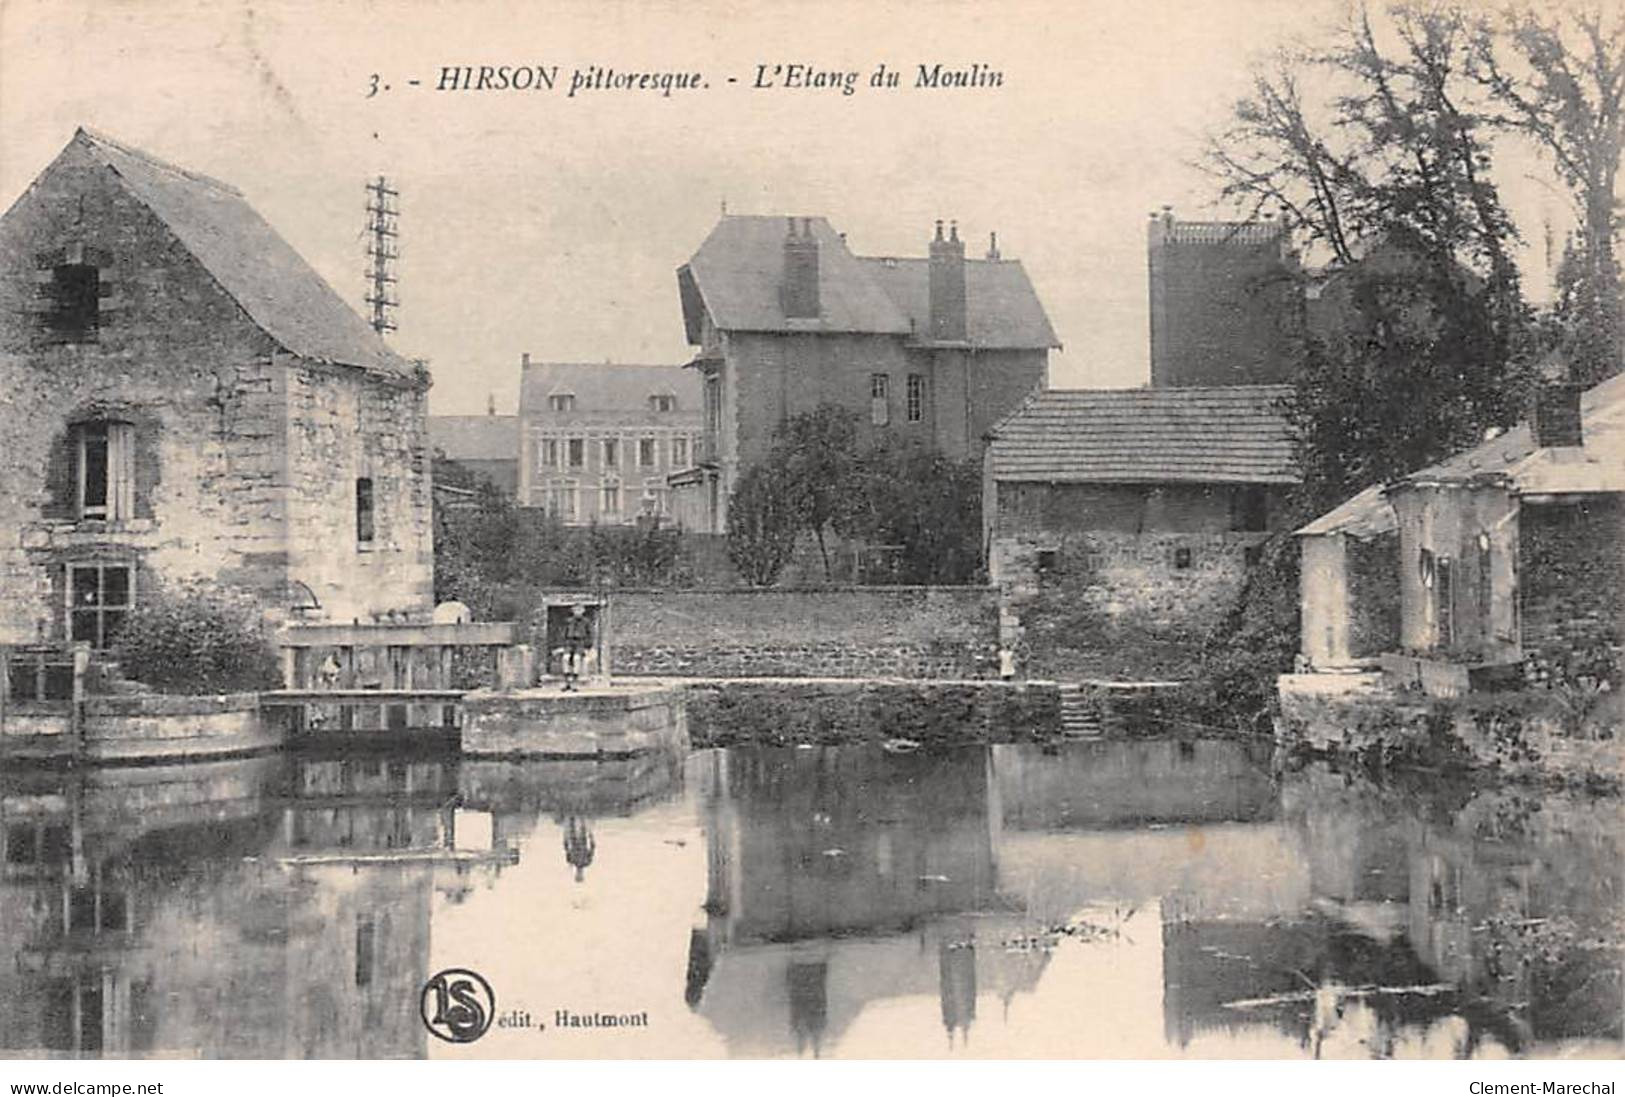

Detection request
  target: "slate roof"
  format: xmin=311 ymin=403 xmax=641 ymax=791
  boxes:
xmin=1396 ymin=372 xmax=1625 ymax=493
xmin=678 ymin=215 xmax=1059 ymax=349
xmin=987 ymin=385 xmax=1298 ymax=484
xmin=859 ymin=256 xmax=1060 ymax=349
xmin=1296 ymin=371 xmax=1625 ymax=536
xmin=428 ymin=415 xmax=518 ymax=462
xmin=1294 ymin=485 xmax=1395 ymax=539
xmin=69 ymin=128 xmax=414 ymax=376
xmin=519 ymin=362 xmax=702 ymax=424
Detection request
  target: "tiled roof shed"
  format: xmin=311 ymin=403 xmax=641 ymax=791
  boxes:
xmin=987 ymin=385 xmax=1298 ymax=484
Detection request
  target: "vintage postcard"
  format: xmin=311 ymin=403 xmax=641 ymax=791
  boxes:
xmin=0 ymin=0 xmax=1621 ymax=1076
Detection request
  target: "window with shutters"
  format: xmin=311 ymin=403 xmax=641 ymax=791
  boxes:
xmin=870 ymin=374 xmax=890 ymax=426
xmin=72 ymin=420 xmax=133 ymax=521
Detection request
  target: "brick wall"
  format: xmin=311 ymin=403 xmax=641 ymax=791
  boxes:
xmin=542 ymin=586 xmax=1000 ymax=679
xmin=1519 ymin=497 xmax=1624 ymax=687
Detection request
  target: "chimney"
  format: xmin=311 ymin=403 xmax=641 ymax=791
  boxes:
xmin=986 ymin=231 xmax=1000 ymax=261
xmin=781 ymin=216 xmax=821 ymax=319
xmin=1532 ymin=382 xmax=1585 ymax=449
xmin=522 ymin=352 xmax=531 ymax=368
xmin=929 ymin=219 xmax=967 ymax=342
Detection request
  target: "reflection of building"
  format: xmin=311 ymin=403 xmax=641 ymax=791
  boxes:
xmin=0 ymin=755 xmax=523 ymax=1058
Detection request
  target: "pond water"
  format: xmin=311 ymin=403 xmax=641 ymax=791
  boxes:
xmin=1 ymin=740 xmax=1619 ymax=1059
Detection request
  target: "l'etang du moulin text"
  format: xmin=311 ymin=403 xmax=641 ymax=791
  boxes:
xmin=366 ymin=62 xmax=1004 ymax=99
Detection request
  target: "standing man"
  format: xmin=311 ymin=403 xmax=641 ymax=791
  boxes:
xmin=561 ymin=602 xmax=593 ymax=692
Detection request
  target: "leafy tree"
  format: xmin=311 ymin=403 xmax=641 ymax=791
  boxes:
xmin=770 ymin=405 xmax=861 ymax=579
xmin=1208 ymin=1 xmax=1536 ymax=505
xmin=1199 ymin=1 xmax=1538 ymax=721
xmin=842 ymin=442 xmax=984 ymax=584
xmin=1473 ymin=3 xmax=1625 ymax=386
xmin=726 ymin=463 xmax=801 ymax=586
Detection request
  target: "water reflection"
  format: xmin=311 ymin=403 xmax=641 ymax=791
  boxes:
xmin=0 ymin=741 xmax=1617 ymax=1059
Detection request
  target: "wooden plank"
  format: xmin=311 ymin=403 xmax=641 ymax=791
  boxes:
xmin=278 ymin=621 xmax=517 ymax=648
xmin=260 ymin=689 xmax=465 ymax=704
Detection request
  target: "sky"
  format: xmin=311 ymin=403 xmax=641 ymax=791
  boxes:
xmin=0 ymin=0 xmax=1573 ymax=414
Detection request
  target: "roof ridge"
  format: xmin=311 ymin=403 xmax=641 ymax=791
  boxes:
xmin=76 ymin=126 xmax=243 ymax=197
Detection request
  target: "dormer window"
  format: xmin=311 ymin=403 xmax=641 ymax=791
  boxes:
xmin=548 ymin=393 xmax=577 ymax=412
xmin=51 ymin=264 xmax=100 ymax=341
xmin=650 ymin=394 xmax=677 ymax=413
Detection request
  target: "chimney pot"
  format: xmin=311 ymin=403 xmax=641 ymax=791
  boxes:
xmin=987 ymin=232 xmax=1000 ymax=261
xmin=934 ymin=219 xmax=944 ymax=242
xmin=522 ymin=352 xmax=531 ymax=368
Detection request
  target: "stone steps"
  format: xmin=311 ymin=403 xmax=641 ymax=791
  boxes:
xmin=1056 ymin=682 xmax=1102 ymax=740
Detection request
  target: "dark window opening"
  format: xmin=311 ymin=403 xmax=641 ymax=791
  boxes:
xmin=650 ymin=394 xmax=677 ymax=412
xmin=99 ymin=890 xmax=127 ymax=931
xmin=355 ymin=913 xmax=375 ymax=987
xmin=638 ymin=437 xmax=656 ymax=467
xmin=1244 ymin=543 xmax=1265 ymax=568
xmin=5 ymin=825 xmax=34 ymax=864
xmin=1173 ymin=546 xmax=1193 ymax=570
xmin=69 ymin=886 xmax=97 ymax=931
xmin=567 ymin=438 xmax=585 ymax=468
xmin=1232 ymin=485 xmax=1268 ymax=533
xmin=49 ymin=263 xmax=100 ymax=342
xmin=1036 ymin=549 xmax=1058 ymax=574
xmin=356 ymin=478 xmax=375 ymax=545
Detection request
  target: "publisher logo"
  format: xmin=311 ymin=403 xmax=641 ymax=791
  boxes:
xmin=420 ymin=968 xmax=496 ymax=1044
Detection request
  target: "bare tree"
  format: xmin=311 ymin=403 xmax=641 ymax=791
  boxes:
xmin=1473 ymin=2 xmax=1625 ymax=383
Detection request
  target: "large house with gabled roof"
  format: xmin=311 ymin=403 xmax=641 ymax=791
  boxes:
xmin=0 ymin=127 xmax=434 ymax=644
xmin=671 ymin=215 xmax=1059 ymax=533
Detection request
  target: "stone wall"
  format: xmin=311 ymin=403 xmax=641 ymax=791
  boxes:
xmin=556 ymin=586 xmax=1000 ymax=679
xmin=1520 ymin=497 xmax=1624 ymax=688
xmin=683 ymin=678 xmax=1060 ymax=747
xmin=284 ymin=360 xmax=434 ymax=621
xmin=0 ymin=134 xmax=432 ymax=640
xmin=994 ymin=530 xmax=1265 ymax=636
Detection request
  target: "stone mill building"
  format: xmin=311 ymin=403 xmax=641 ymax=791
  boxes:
xmin=0 ymin=128 xmax=433 ymax=645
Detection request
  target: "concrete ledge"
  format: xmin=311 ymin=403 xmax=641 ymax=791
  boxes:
xmin=4 ymin=692 xmax=280 ymax=763
xmin=461 ymin=684 xmax=688 ymax=758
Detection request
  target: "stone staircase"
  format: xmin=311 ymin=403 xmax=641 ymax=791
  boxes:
xmin=1056 ymin=682 xmax=1103 ymax=739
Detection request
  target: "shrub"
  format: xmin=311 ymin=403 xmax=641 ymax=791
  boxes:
xmin=109 ymin=586 xmax=282 ymax=694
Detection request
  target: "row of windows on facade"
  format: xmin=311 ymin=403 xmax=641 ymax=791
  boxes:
xmin=536 ymin=434 xmax=698 ymax=472
xmin=534 ymin=478 xmax=672 ymax=520
xmin=545 ymin=393 xmax=681 ymax=413
xmin=871 ymin=372 xmax=929 ymax=427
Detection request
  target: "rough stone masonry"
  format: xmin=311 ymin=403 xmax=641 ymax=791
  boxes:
xmin=0 ymin=129 xmax=433 ymax=643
